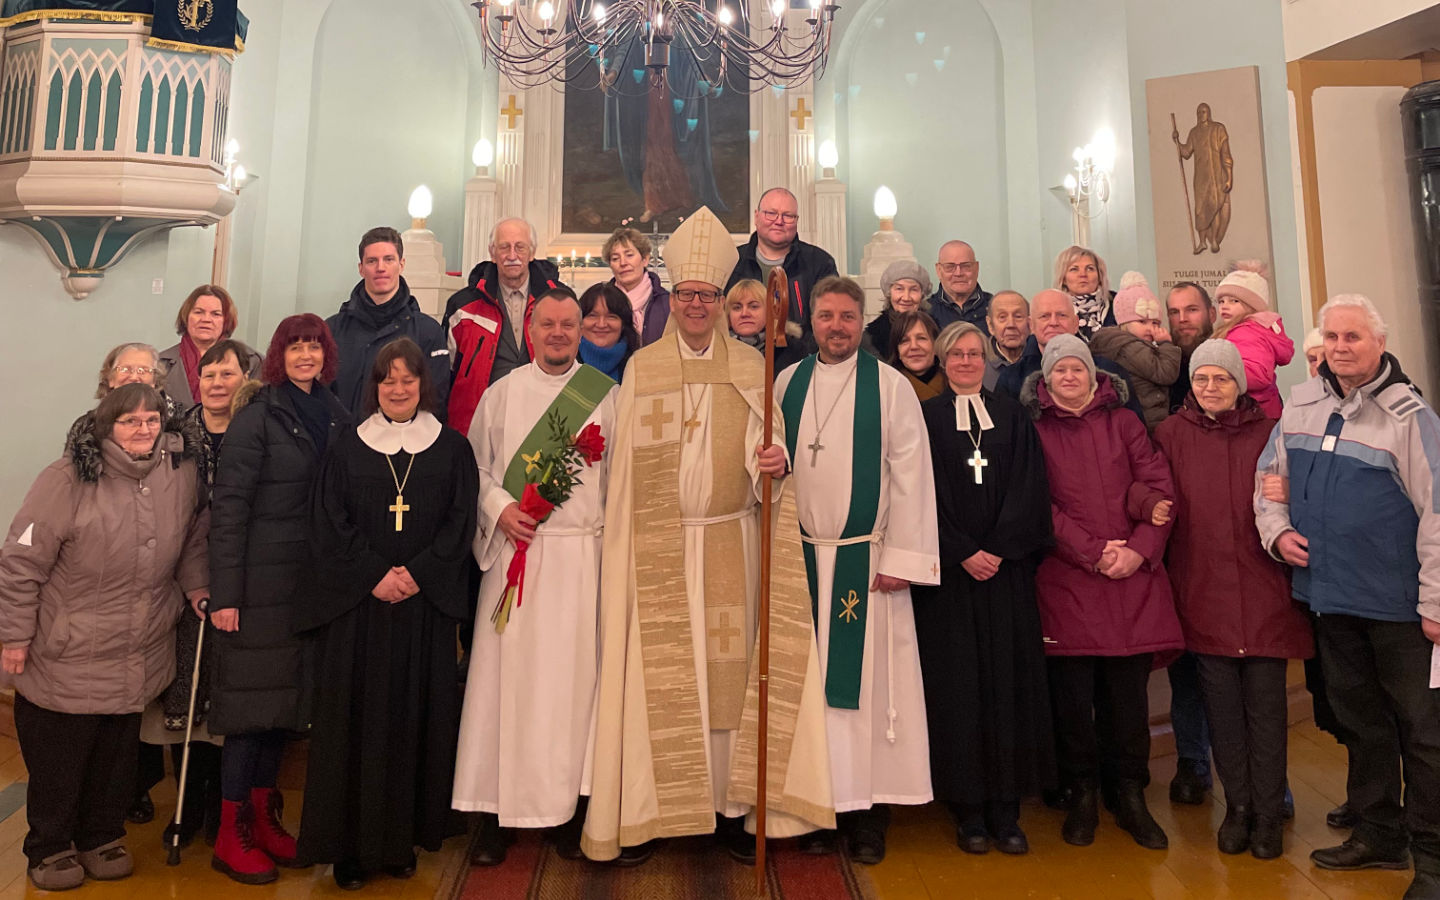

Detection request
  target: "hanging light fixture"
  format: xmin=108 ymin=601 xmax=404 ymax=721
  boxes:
xmin=470 ymin=0 xmax=842 ymax=93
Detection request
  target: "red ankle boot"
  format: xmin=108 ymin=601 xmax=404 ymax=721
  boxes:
xmin=249 ymin=788 xmax=300 ymax=866
xmin=211 ymin=799 xmax=278 ymax=884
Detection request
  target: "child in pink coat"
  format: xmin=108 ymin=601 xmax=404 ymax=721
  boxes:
xmin=1212 ymin=262 xmax=1293 ymax=417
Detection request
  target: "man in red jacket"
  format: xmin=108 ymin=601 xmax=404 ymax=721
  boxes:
xmin=443 ymin=218 xmax=564 ymax=437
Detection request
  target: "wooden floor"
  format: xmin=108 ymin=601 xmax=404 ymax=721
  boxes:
xmin=869 ymin=719 xmax=1412 ymax=900
xmin=0 ymin=719 xmax=1411 ymax=899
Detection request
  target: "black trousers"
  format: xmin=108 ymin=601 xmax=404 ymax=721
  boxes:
xmin=1318 ymin=614 xmax=1440 ymax=872
xmin=13 ymin=694 xmax=141 ymax=866
xmin=1047 ymin=654 xmax=1153 ymax=787
xmin=1194 ymin=655 xmax=1288 ymax=818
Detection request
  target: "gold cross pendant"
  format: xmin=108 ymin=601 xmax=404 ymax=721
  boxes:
xmin=682 ymin=415 xmax=702 ymax=443
xmin=390 ymin=493 xmax=410 ymax=531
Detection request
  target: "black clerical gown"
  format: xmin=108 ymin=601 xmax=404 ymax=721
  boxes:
xmin=911 ymin=388 xmax=1057 ymax=807
xmin=297 ymin=423 xmax=478 ymax=868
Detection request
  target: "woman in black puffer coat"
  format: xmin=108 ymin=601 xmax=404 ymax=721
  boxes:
xmin=207 ymin=314 xmax=349 ymax=884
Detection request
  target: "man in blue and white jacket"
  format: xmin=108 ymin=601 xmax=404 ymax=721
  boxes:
xmin=1254 ymin=294 xmax=1440 ymax=897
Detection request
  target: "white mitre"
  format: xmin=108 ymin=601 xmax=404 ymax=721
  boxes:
xmin=664 ymin=206 xmax=739 ymax=290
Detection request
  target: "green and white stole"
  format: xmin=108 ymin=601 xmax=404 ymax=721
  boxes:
xmin=500 ymin=364 xmax=615 ymax=501
xmin=781 ymin=352 xmax=881 ymax=710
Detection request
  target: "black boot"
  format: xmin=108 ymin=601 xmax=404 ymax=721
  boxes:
xmin=1216 ymin=804 xmax=1251 ymax=855
xmin=717 ymin=815 xmax=755 ymax=864
xmin=841 ymin=807 xmax=889 ymax=865
xmin=1113 ymin=780 xmax=1168 ymax=849
xmin=1250 ymin=815 xmax=1284 ymax=860
xmin=1062 ymin=782 xmax=1099 ymax=847
xmin=1169 ymin=758 xmax=1210 ymax=805
xmin=469 ymin=813 xmax=507 ymax=867
xmin=549 ymin=798 xmax=587 ymax=860
xmin=1326 ymin=802 xmax=1360 ymax=829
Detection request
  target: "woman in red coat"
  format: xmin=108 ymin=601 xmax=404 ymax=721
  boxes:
xmin=1020 ymin=335 xmax=1183 ymax=851
xmin=1153 ymin=339 xmax=1313 ymax=861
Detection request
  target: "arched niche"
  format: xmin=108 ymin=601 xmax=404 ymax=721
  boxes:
xmin=294 ymin=0 xmax=473 ymax=310
xmin=827 ymin=0 xmax=1009 ymax=285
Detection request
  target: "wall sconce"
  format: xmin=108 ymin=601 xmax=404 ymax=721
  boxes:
xmin=1060 ymin=128 xmax=1116 ymax=247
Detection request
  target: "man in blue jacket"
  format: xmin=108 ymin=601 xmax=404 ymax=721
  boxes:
xmin=327 ymin=227 xmax=450 ymax=419
xmin=1256 ymin=294 xmax=1440 ymax=898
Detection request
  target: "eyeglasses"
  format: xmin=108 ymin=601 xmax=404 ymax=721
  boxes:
xmin=493 ymin=243 xmax=532 ymax=256
xmin=758 ymin=209 xmax=799 ymax=224
xmin=114 ymin=415 xmax=162 ymax=430
xmin=674 ymin=288 xmax=723 ymax=305
xmin=937 ymin=262 xmax=978 ymax=274
xmin=946 ymin=350 xmax=986 ymax=362
xmin=1192 ymin=374 xmax=1236 ymax=388
xmin=112 ymin=365 xmax=157 ymax=377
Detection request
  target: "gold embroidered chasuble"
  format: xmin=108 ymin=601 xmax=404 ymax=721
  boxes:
xmin=581 ymin=330 xmax=835 ymax=861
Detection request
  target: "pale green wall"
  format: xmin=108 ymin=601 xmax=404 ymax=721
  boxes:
xmin=0 ymin=0 xmax=1303 ymax=524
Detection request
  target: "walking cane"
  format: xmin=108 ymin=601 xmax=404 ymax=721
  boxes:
xmin=1172 ymin=112 xmax=1201 ymax=254
xmin=754 ymin=266 xmax=790 ymax=895
xmin=167 ymin=599 xmax=208 ymax=866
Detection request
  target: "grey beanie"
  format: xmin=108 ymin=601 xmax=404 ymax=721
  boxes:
xmin=1188 ymin=338 xmax=1248 ymax=394
xmin=1041 ymin=334 xmax=1096 ymax=383
xmin=880 ymin=260 xmax=933 ymax=299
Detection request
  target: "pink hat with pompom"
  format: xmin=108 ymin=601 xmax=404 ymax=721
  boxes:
xmin=1215 ymin=260 xmax=1271 ymax=312
xmin=1113 ymin=271 xmax=1163 ymax=325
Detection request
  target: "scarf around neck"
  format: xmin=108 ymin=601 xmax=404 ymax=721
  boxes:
xmin=580 ymin=337 xmax=630 ymax=382
xmin=179 ymin=333 xmax=203 ymax=402
xmin=284 ymin=380 xmax=332 ymax=453
xmin=347 ymin=277 xmax=413 ymax=332
xmin=1071 ymin=292 xmax=1106 ymax=339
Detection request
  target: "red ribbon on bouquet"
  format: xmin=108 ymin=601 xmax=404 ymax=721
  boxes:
xmin=490 ymin=483 xmax=556 ymax=632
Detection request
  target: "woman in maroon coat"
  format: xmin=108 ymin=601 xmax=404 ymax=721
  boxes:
xmin=1153 ymin=339 xmax=1313 ymax=861
xmin=1020 ymin=335 xmax=1183 ymax=851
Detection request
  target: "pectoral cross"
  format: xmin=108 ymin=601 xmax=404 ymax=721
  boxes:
xmin=390 ymin=494 xmax=410 ymax=531
xmin=968 ymin=448 xmax=988 ymax=484
xmin=807 ymin=435 xmax=825 ymax=466
xmin=682 ymin=414 xmax=702 ymax=443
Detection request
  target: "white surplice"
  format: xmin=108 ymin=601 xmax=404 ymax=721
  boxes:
xmin=452 ymin=361 xmax=617 ymax=827
xmin=774 ymin=352 xmax=940 ymax=811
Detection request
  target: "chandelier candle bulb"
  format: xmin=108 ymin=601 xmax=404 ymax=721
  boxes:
xmin=408 ymin=185 xmax=433 ymax=230
xmin=873 ymin=185 xmax=898 ymax=222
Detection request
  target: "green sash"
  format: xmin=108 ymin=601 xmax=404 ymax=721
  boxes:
xmin=781 ymin=352 xmax=881 ymax=710
xmin=501 ymin=364 xmax=615 ymax=501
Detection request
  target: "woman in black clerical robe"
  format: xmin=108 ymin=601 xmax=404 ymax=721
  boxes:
xmin=297 ymin=338 xmax=478 ymax=890
xmin=911 ymin=322 xmax=1056 ymax=856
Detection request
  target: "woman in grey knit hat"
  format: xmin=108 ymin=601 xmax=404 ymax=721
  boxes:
xmin=863 ymin=260 xmax=933 ymax=357
xmin=1153 ymin=339 xmax=1313 ymax=860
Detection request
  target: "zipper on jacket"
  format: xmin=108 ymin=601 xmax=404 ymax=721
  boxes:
xmin=463 ymin=335 xmax=487 ymax=378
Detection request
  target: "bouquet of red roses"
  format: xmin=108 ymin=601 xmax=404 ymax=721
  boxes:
xmin=491 ymin=411 xmax=605 ymax=633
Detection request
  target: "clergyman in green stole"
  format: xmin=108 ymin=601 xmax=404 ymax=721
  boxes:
xmin=499 ymin=364 xmax=615 ymax=501
xmin=780 ymin=351 xmax=882 ymax=709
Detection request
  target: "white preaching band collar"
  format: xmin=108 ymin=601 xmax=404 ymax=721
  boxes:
xmin=954 ymin=392 xmax=994 ymax=433
xmin=358 ymin=410 xmax=442 ymax=455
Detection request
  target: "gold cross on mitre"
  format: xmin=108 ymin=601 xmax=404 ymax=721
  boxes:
xmin=838 ymin=590 xmax=860 ymax=623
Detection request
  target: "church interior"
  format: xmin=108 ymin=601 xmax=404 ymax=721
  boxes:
xmin=1 ymin=0 xmax=1439 ymax=897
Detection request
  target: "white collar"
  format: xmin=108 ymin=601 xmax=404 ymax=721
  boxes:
xmin=678 ymin=333 xmax=714 ymax=359
xmin=357 ymin=410 xmax=442 ymax=455
xmin=954 ymin=392 xmax=994 ymax=433
xmin=531 ymin=359 xmax=580 ymax=383
xmin=816 ymin=351 xmax=860 ymax=374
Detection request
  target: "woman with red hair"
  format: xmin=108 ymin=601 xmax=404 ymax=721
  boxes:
xmin=207 ymin=314 xmax=347 ymax=884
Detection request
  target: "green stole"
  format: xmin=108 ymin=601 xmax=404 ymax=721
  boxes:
xmin=781 ymin=352 xmax=881 ymax=710
xmin=501 ymin=364 xmax=615 ymax=500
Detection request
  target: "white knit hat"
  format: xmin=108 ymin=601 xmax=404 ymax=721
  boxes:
xmin=1214 ymin=260 xmax=1271 ymax=312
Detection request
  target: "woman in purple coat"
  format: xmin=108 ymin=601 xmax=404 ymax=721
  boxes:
xmin=1020 ymin=335 xmax=1184 ymax=851
xmin=1154 ymin=340 xmax=1313 ymax=860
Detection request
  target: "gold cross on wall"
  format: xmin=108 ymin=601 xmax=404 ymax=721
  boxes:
xmin=790 ymin=97 xmax=812 ymax=131
xmin=500 ymin=94 xmax=524 ymax=129
xmin=641 ymin=398 xmax=675 ymax=442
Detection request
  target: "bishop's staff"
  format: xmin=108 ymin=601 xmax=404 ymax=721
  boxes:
xmin=754 ymin=265 xmax=791 ymax=892
xmin=1171 ymin=112 xmax=1202 ymax=254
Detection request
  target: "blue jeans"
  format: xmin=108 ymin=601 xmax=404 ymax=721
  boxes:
xmin=1168 ymin=652 xmax=1211 ymax=768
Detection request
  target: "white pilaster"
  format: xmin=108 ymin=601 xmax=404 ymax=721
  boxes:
xmin=463 ymin=167 xmax=499 ymax=273
xmin=813 ymin=172 xmax=848 ymax=275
